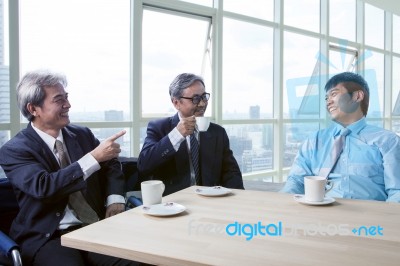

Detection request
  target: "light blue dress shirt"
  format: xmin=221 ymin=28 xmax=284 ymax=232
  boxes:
xmin=281 ymin=118 xmax=400 ymax=202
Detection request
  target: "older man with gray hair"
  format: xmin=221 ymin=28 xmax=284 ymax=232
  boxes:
xmin=138 ymin=73 xmax=244 ymax=195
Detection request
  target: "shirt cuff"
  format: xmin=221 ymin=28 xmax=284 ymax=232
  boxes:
xmin=78 ymin=153 xmax=101 ymax=180
xmin=106 ymin=194 xmax=126 ymax=206
xmin=168 ymin=127 xmax=185 ymax=151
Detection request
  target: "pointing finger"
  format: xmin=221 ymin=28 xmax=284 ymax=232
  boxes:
xmin=107 ymin=130 xmax=126 ymax=142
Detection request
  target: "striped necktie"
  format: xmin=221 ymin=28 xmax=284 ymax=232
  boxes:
xmin=55 ymin=140 xmax=99 ymax=224
xmin=319 ymin=128 xmax=351 ymax=178
xmin=190 ymin=133 xmax=201 ymax=185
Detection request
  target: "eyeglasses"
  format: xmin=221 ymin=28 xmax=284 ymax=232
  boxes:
xmin=180 ymin=93 xmax=210 ymax=105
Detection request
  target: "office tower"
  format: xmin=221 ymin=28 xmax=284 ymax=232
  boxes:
xmin=249 ymin=105 xmax=260 ymax=119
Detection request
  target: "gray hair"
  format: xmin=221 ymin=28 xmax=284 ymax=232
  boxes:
xmin=169 ymin=73 xmax=205 ymax=100
xmin=17 ymin=69 xmax=68 ymax=121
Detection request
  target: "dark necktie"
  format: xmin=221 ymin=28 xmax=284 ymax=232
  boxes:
xmin=320 ymin=128 xmax=351 ymax=178
xmin=55 ymin=140 xmax=99 ymax=224
xmin=190 ymin=133 xmax=201 ymax=185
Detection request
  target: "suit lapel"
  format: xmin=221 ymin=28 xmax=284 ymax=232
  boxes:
xmin=62 ymin=127 xmax=85 ymax=163
xmin=25 ymin=123 xmax=60 ymax=170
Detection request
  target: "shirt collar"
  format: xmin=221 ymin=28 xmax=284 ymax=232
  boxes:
xmin=31 ymin=123 xmax=64 ymax=151
xmin=332 ymin=117 xmax=367 ymax=137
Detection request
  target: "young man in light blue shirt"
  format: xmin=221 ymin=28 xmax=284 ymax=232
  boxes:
xmin=281 ymin=72 xmax=400 ymax=202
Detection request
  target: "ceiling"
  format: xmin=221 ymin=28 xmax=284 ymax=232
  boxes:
xmin=363 ymin=0 xmax=400 ymax=16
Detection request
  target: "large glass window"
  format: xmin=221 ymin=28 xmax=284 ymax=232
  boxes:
xmin=393 ymin=15 xmax=400 ymax=53
xmin=284 ymin=123 xmax=319 ymax=168
xmin=392 ymin=57 xmax=400 ymax=116
xmin=224 ymin=124 xmax=273 ymax=176
xmin=364 ymin=52 xmax=384 ymax=118
xmin=142 ymin=8 xmax=212 ymax=117
xmin=0 ymin=129 xmax=9 ymax=178
xmin=4 ymin=0 xmax=399 ymax=184
xmin=329 ymin=0 xmax=356 ymax=42
xmin=20 ymin=0 xmax=130 ymax=122
xmin=224 ymin=0 xmax=274 ymax=21
xmin=283 ymin=32 xmax=320 ymax=119
xmin=222 ymin=18 xmax=273 ymax=119
xmin=0 ymin=0 xmax=10 ymax=161
xmin=284 ymin=0 xmax=320 ymax=33
xmin=329 ymin=44 xmax=358 ymax=75
xmin=365 ymin=4 xmax=384 ymax=49
xmin=0 ymin=0 xmax=9 ymax=124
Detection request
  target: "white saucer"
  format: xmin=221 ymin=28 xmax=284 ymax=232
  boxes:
xmin=293 ymin=194 xmax=335 ymax=206
xmin=195 ymin=186 xmax=232 ymax=197
xmin=142 ymin=202 xmax=186 ymax=216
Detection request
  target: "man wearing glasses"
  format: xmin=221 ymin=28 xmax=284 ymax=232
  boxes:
xmin=138 ymin=73 xmax=244 ymax=195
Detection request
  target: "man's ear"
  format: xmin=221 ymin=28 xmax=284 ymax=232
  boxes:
xmin=353 ymin=90 xmax=364 ymax=102
xmin=27 ymin=103 xmax=37 ymax=117
xmin=172 ymin=97 xmax=180 ymax=110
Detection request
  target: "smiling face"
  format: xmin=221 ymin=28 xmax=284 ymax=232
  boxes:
xmin=325 ymin=83 xmax=364 ymax=126
xmin=172 ymin=80 xmax=208 ymax=118
xmin=29 ymin=84 xmax=71 ymax=137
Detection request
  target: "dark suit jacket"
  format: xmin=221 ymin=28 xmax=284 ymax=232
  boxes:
xmin=0 ymin=123 xmax=125 ymax=264
xmin=138 ymin=113 xmax=244 ymax=195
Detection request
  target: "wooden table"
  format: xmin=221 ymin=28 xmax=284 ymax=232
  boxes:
xmin=62 ymin=186 xmax=400 ymax=266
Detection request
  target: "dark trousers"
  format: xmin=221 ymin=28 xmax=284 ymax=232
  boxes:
xmin=32 ymin=237 xmax=147 ymax=266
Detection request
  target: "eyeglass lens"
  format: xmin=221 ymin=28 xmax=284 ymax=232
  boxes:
xmin=193 ymin=94 xmax=209 ymax=104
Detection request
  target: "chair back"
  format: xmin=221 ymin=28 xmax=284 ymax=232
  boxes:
xmin=119 ymin=157 xmax=143 ymax=209
xmin=0 ymin=178 xmax=19 ymax=234
xmin=0 ymin=178 xmax=22 ymax=266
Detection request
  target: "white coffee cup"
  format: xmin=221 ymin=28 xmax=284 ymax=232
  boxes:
xmin=196 ymin=116 xmax=210 ymax=132
xmin=141 ymin=180 xmax=165 ymax=206
xmin=304 ymin=176 xmax=334 ymax=202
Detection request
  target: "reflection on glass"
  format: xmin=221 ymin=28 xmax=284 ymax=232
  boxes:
xmin=284 ymin=123 xmax=319 ymax=167
xmin=365 ymin=4 xmax=384 ymax=49
xmin=393 ymin=15 xmax=400 ymax=53
xmin=223 ymin=18 xmax=273 ymax=119
xmin=91 ymin=128 xmax=131 ymax=157
xmin=364 ymin=52 xmax=384 ymax=118
xmin=224 ymin=124 xmax=273 ymax=175
xmin=392 ymin=57 xmax=400 ymax=115
xmin=329 ymin=0 xmax=355 ymax=41
xmin=224 ymin=0 xmax=273 ymax=21
xmin=142 ymin=9 xmax=212 ymax=116
xmin=329 ymin=47 xmax=357 ymax=75
xmin=20 ymin=0 xmax=130 ymax=121
xmin=283 ymin=32 xmax=320 ymax=118
xmin=284 ymin=0 xmax=319 ymax=33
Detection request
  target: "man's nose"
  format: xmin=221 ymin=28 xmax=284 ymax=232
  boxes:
xmin=63 ymin=100 xmax=71 ymax=108
xmin=198 ymin=97 xmax=208 ymax=106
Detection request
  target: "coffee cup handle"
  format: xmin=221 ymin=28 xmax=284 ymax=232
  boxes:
xmin=325 ymin=180 xmax=334 ymax=193
xmin=160 ymin=183 xmax=165 ymax=194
